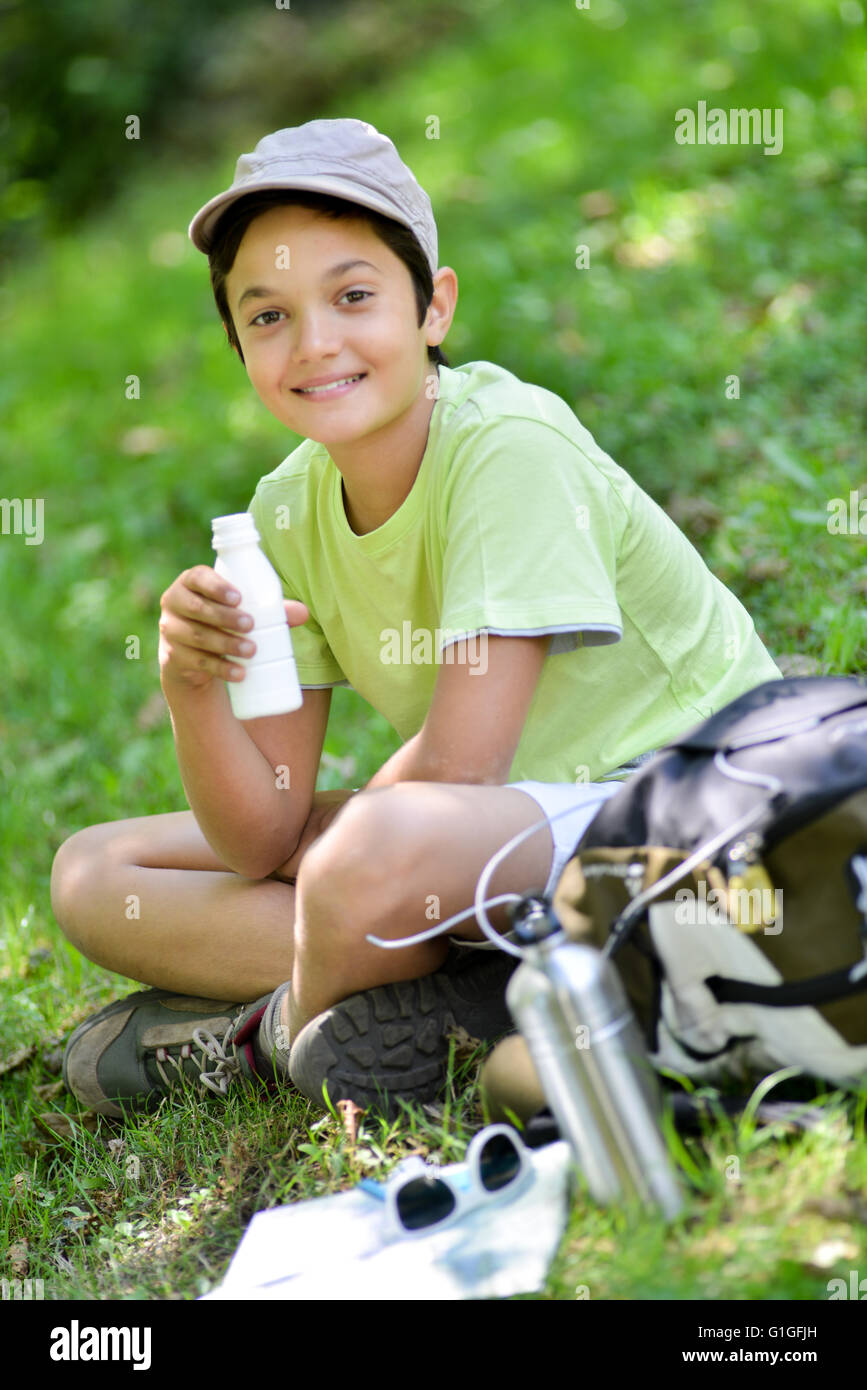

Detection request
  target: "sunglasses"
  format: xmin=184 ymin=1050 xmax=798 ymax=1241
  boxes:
xmin=357 ymin=1124 xmax=532 ymax=1237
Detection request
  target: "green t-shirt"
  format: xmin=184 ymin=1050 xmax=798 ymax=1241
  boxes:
xmin=248 ymin=359 xmax=782 ymax=783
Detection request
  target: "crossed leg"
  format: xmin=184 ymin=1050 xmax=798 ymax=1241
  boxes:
xmin=50 ymin=783 xmax=554 ymax=1038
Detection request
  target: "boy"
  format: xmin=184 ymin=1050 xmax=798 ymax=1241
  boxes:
xmin=53 ymin=119 xmax=782 ymax=1117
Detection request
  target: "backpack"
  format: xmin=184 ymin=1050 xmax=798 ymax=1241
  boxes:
xmin=549 ymin=675 xmax=867 ymax=1088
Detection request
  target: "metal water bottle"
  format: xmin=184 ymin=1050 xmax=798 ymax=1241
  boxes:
xmin=506 ymin=895 xmax=683 ymax=1218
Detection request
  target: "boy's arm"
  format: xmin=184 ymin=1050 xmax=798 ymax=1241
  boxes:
xmin=164 ymin=680 xmax=331 ymax=879
xmin=266 ymin=636 xmax=548 ymax=877
xmin=362 ymin=634 xmax=550 ymax=788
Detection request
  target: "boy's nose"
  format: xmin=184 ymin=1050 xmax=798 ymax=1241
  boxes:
xmin=290 ymin=310 xmax=342 ymax=362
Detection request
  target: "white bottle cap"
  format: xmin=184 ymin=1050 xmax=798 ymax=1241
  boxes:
xmin=212 ymin=513 xmax=260 ymax=549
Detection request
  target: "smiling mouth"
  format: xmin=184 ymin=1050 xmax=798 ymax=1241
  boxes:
xmin=292 ymin=373 xmax=367 ymax=396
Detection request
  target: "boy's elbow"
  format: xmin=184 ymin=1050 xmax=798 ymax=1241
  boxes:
xmin=234 ymin=857 xmax=278 ymax=881
xmin=215 ymin=851 xmax=270 ymax=881
xmin=231 ymin=855 xmax=290 ymax=882
xmin=221 ymin=828 xmax=301 ymax=881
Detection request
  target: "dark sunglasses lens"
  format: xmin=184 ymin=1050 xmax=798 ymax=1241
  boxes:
xmin=480 ymin=1134 xmax=522 ymax=1191
xmin=396 ymin=1176 xmax=457 ymax=1231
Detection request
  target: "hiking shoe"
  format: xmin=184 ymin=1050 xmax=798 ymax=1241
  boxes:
xmin=62 ymin=988 xmax=281 ymax=1118
xmin=288 ymin=946 xmax=519 ymax=1117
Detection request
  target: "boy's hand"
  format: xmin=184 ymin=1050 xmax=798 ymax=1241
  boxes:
xmin=159 ymin=564 xmax=309 ymax=695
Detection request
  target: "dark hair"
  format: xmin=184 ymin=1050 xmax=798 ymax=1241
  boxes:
xmin=207 ymin=188 xmax=449 ymax=369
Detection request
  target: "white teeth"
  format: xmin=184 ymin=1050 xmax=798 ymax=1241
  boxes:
xmin=298 ymin=375 xmax=363 ymax=394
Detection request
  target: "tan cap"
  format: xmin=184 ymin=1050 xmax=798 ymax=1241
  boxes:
xmin=188 ymin=117 xmax=438 ymax=274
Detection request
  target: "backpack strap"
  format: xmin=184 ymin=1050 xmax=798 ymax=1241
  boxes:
xmin=669 ymin=1030 xmax=758 ymax=1063
xmin=706 ymin=961 xmax=867 ymax=1009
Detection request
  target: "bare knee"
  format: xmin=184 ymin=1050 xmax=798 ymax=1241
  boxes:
xmin=50 ymin=821 xmax=134 ymax=952
xmin=294 ymin=789 xmax=415 ymax=946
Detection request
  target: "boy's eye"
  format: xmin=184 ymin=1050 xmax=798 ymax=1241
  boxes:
xmin=250 ymin=291 xmax=370 ymax=327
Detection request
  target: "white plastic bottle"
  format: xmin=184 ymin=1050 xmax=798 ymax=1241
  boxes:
xmin=211 ymin=513 xmax=303 ymax=720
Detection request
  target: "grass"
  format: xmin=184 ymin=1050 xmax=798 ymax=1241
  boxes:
xmin=3 ymin=1051 xmax=492 ymax=1300
xmin=1 ymin=0 xmax=866 ymax=1301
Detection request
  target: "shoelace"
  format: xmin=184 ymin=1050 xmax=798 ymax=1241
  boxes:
xmin=150 ymin=1017 xmax=245 ymax=1096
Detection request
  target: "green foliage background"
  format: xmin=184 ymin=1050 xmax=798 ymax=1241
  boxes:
xmin=0 ymin=0 xmax=865 ymax=1304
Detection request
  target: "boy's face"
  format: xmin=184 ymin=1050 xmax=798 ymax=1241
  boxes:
xmin=225 ymin=204 xmax=439 ymax=450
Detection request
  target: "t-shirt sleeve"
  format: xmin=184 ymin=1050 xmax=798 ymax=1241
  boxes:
xmin=439 ymin=414 xmax=627 ymax=655
xmin=247 ymin=485 xmax=348 ymax=688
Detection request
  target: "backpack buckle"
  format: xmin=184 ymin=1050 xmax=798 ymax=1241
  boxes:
xmin=726 ymin=834 xmax=779 ymax=933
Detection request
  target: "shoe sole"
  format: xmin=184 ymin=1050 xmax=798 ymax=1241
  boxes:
xmin=289 ymin=951 xmax=518 ymax=1117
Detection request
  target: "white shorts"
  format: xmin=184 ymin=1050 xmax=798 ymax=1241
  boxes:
xmin=506 ymin=779 xmax=622 ymax=900
xmin=452 ymin=750 xmax=660 ymax=950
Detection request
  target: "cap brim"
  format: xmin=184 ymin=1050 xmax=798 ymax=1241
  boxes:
xmin=188 ymin=175 xmax=409 ymax=253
